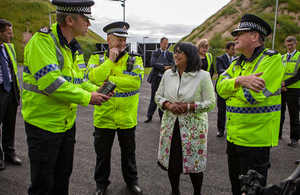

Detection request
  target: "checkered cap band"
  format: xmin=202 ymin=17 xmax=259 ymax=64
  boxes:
xmin=238 ymin=21 xmax=267 ymax=36
xmin=56 ymin=6 xmax=91 ymax=14
xmin=107 ymin=27 xmax=127 ymax=35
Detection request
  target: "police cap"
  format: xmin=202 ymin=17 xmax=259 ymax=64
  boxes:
xmin=103 ymin=21 xmax=130 ymax=38
xmin=231 ymin=14 xmax=271 ymax=38
xmin=52 ymin=0 xmax=95 ymax=20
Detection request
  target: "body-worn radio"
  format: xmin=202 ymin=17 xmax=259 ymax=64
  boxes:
xmin=97 ymin=81 xmax=116 ymax=95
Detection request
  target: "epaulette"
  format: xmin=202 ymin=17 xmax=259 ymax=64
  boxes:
xmin=263 ymin=49 xmax=278 ymax=56
xmin=38 ymin=27 xmax=52 ymax=34
xmin=92 ymin=51 xmax=105 ymax=55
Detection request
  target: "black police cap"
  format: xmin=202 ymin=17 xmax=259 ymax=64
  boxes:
xmin=52 ymin=0 xmax=95 ymax=20
xmin=231 ymin=14 xmax=271 ymax=37
xmin=103 ymin=21 xmax=130 ymax=38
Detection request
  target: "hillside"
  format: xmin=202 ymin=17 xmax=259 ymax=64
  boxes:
xmin=181 ymin=0 xmax=300 ymax=65
xmin=0 ymin=0 xmax=106 ymax=63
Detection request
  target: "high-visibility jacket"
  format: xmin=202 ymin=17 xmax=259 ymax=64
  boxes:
xmin=217 ymin=46 xmax=284 ymax=147
xmin=206 ymin=52 xmax=212 ymax=72
xmin=282 ymin=51 xmax=300 ymax=90
xmin=22 ymin=23 xmax=98 ymax=133
xmin=86 ymin=51 xmax=144 ymax=129
xmin=3 ymin=43 xmax=20 ymax=97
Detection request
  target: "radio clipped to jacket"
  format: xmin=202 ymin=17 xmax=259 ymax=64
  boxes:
xmin=97 ymin=81 xmax=116 ymax=95
xmin=127 ymin=51 xmax=142 ymax=72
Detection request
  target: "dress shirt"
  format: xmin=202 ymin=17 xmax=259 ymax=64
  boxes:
xmin=0 ymin=44 xmax=12 ymax=84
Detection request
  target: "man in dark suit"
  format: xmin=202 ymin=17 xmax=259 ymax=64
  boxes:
xmin=215 ymin=41 xmax=236 ymax=137
xmin=145 ymin=37 xmax=175 ymax=123
xmin=0 ymin=19 xmax=22 ymax=170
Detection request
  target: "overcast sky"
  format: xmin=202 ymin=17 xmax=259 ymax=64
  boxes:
xmin=88 ymin=0 xmax=231 ymax=51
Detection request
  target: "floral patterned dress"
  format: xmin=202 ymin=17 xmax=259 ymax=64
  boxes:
xmin=155 ymin=69 xmax=215 ymax=173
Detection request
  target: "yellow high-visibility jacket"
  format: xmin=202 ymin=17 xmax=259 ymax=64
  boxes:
xmin=22 ymin=23 xmax=98 ymax=133
xmin=282 ymin=51 xmax=300 ymax=90
xmin=86 ymin=51 xmax=144 ymax=129
xmin=217 ymin=46 xmax=284 ymax=147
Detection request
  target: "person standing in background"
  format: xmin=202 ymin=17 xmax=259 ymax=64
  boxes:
xmin=0 ymin=19 xmax=21 ymax=171
xmin=196 ymin=39 xmax=214 ymax=78
xmin=145 ymin=37 xmax=175 ymax=123
xmin=280 ymin=36 xmax=300 ymax=146
xmin=215 ymin=41 xmax=236 ymax=137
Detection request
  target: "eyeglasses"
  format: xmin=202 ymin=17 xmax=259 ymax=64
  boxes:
xmin=174 ymin=51 xmax=184 ymax=55
xmin=286 ymin=43 xmax=295 ymax=47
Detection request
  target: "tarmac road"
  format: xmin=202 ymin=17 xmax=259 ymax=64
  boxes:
xmin=0 ymin=66 xmax=298 ymax=195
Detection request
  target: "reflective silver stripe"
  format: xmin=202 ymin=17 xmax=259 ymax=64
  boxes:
xmin=114 ymin=90 xmax=139 ymax=97
xmin=88 ymin=64 xmax=98 ymax=68
xmin=34 ymin=64 xmax=60 ymax=80
xmin=262 ymin=87 xmax=281 ymax=97
xmin=50 ymin=32 xmax=64 ymax=70
xmin=44 ymin=76 xmax=66 ymax=95
xmin=7 ymin=44 xmax=16 ymax=62
xmin=272 ymin=88 xmax=281 ymax=96
xmin=227 ymin=104 xmax=281 ymax=114
xmin=252 ymin=54 xmax=266 ymax=73
xmin=23 ymin=82 xmax=48 ymax=95
xmin=133 ymin=64 xmax=144 ymax=70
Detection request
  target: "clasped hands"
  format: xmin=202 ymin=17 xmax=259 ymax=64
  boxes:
xmin=164 ymin=102 xmax=189 ymax=115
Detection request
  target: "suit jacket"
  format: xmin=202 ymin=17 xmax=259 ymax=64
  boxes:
xmin=2 ymin=44 xmax=20 ymax=105
xmin=215 ymin=53 xmax=237 ymax=91
xmin=147 ymin=49 xmax=175 ymax=85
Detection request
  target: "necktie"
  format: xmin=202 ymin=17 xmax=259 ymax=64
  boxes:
xmin=287 ymin=54 xmax=291 ymax=61
xmin=162 ymin=51 xmax=165 ymax=58
xmin=229 ymin=57 xmax=232 ymax=63
xmin=0 ymin=45 xmax=11 ymax=92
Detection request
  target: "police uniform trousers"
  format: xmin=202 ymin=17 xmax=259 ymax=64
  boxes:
xmin=93 ymin=126 xmax=138 ymax=189
xmin=0 ymin=83 xmax=18 ymax=160
xmin=227 ymin=141 xmax=270 ymax=195
xmin=25 ymin=122 xmax=76 ymax=195
xmin=146 ymin=76 xmax=163 ymax=120
xmin=217 ymin=93 xmax=226 ymax=133
xmin=280 ymin=92 xmax=300 ymax=140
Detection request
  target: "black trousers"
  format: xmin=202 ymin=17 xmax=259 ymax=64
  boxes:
xmin=227 ymin=141 xmax=270 ymax=195
xmin=0 ymin=83 xmax=18 ymax=160
xmin=147 ymin=76 xmax=163 ymax=119
xmin=94 ymin=126 xmax=138 ymax=189
xmin=280 ymin=93 xmax=300 ymax=140
xmin=217 ymin=93 xmax=226 ymax=133
xmin=25 ymin=122 xmax=76 ymax=195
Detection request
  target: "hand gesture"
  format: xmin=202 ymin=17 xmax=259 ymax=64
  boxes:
xmin=109 ymin=48 xmax=119 ymax=62
xmin=89 ymin=92 xmax=112 ymax=106
xmin=235 ymin=72 xmax=265 ymax=93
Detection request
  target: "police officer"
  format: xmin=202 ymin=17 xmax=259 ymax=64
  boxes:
xmin=217 ymin=14 xmax=284 ymax=195
xmin=86 ymin=22 xmax=144 ymax=195
xmin=22 ymin=0 xmax=112 ymax=194
xmin=280 ymin=36 xmax=300 ymax=146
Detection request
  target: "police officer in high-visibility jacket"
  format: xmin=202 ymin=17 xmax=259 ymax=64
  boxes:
xmin=86 ymin=21 xmax=144 ymax=195
xmin=22 ymin=0 xmax=112 ymax=194
xmin=217 ymin=14 xmax=284 ymax=195
xmin=280 ymin=36 xmax=300 ymax=146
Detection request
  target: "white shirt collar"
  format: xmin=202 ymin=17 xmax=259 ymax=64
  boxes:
xmin=288 ymin=49 xmax=297 ymax=57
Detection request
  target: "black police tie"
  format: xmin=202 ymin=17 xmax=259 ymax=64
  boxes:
xmin=162 ymin=51 xmax=165 ymax=58
xmin=0 ymin=45 xmax=11 ymax=92
xmin=287 ymin=54 xmax=291 ymax=61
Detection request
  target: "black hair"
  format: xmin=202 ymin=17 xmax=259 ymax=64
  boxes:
xmin=0 ymin=19 xmax=12 ymax=33
xmin=225 ymin=41 xmax=235 ymax=50
xmin=172 ymin=42 xmax=201 ymax=73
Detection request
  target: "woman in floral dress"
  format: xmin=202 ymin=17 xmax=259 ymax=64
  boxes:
xmin=155 ymin=42 xmax=216 ymax=195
